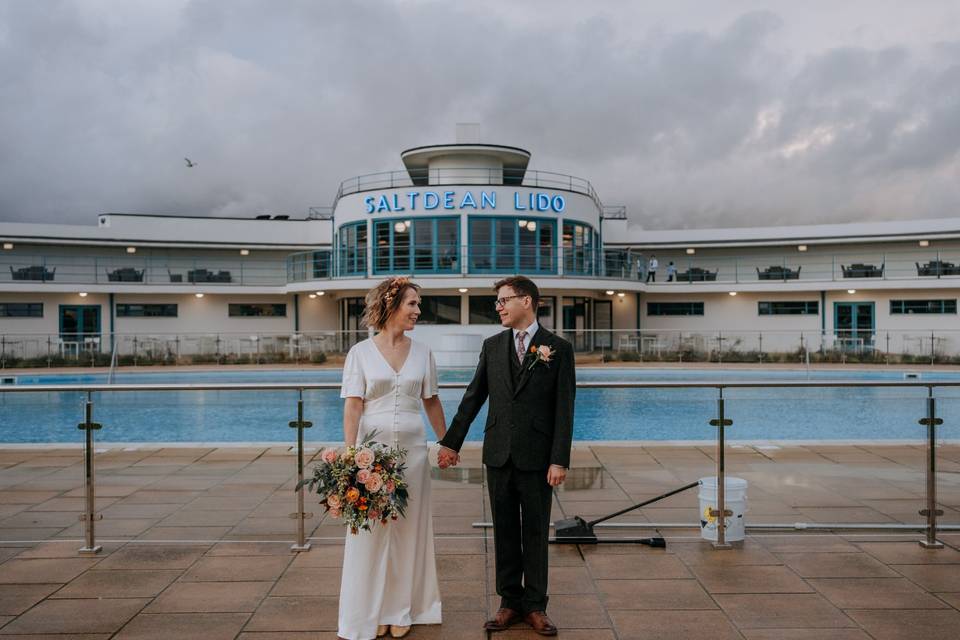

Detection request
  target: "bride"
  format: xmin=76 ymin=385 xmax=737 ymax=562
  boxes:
xmin=337 ymin=276 xmax=449 ymax=640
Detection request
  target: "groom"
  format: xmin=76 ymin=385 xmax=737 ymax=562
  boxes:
xmin=438 ymin=276 xmax=574 ymax=636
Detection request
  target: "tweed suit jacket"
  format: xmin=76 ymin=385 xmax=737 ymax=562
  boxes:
xmin=440 ymin=326 xmax=575 ymax=470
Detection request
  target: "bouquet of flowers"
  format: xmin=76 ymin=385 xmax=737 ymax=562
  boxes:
xmin=299 ymin=432 xmax=409 ymax=534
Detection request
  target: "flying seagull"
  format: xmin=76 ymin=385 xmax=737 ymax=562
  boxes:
xmin=184 ymin=157 xmax=197 ymax=168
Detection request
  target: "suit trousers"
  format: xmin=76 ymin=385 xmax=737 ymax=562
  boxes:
xmin=486 ymin=458 xmax=554 ymax=614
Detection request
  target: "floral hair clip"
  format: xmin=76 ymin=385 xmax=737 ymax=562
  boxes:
xmin=383 ymin=276 xmax=410 ymax=305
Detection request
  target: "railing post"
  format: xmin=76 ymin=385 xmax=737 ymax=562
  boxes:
xmin=919 ymin=389 xmax=944 ymax=549
xmin=709 ymin=389 xmax=733 ymax=549
xmin=78 ymin=391 xmax=103 ymax=555
xmin=289 ymin=389 xmax=314 ymax=552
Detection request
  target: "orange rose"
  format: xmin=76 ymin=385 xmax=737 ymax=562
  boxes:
xmin=345 ymin=487 xmax=360 ymax=504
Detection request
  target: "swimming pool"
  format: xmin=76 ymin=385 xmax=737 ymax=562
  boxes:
xmin=1 ymin=367 xmax=959 ymax=443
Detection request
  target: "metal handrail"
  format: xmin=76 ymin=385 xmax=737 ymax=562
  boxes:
xmin=1 ymin=379 xmax=954 ymax=553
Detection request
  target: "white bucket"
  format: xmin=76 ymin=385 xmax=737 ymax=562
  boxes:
xmin=698 ymin=476 xmax=748 ymax=542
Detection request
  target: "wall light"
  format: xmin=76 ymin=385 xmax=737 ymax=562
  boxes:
xmin=728 ymin=291 xmax=737 ymax=296
xmin=316 ymin=291 xmax=325 ymax=296
xmin=126 ymin=246 xmax=136 ymax=254
xmin=308 ymin=294 xmax=317 ymax=299
xmin=847 ymin=289 xmax=856 ymax=294
xmin=240 ymin=249 xmax=250 ymax=256
xmin=2 ymin=242 xmax=13 ymax=250
xmin=686 ymin=248 xmax=696 ymax=255
xmin=458 ymin=288 xmax=468 ymax=293
xmin=797 ymin=245 xmax=808 ymax=252
xmin=195 ymin=293 xmax=204 ymax=298
xmin=617 ymin=292 xmax=626 ymax=298
xmin=919 ymin=240 xmax=930 ymax=247
xmin=78 ymin=292 xmax=88 ymax=297
xmin=605 ymin=290 xmax=615 ymax=295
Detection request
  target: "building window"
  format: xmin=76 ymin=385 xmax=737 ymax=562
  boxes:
xmin=647 ymin=302 xmax=704 ymax=316
xmin=373 ymin=217 xmax=459 ymax=274
xmin=418 ymin=296 xmax=460 ymax=324
xmin=890 ymin=299 xmax=957 ymax=314
xmin=228 ymin=303 xmax=287 ymax=317
xmin=337 ymin=221 xmax=367 ymax=276
xmin=468 ymin=216 xmax=556 ymax=274
xmin=117 ymin=304 xmax=178 ymax=317
xmin=758 ymin=301 xmax=819 ymax=315
xmin=469 ymin=296 xmax=500 ymax=324
xmin=0 ymin=302 xmax=42 ymax=318
xmin=562 ymin=221 xmax=596 ymax=275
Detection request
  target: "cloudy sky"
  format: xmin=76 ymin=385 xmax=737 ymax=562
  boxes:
xmin=1 ymin=0 xmax=959 ymax=230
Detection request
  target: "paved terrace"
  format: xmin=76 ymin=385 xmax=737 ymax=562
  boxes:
xmin=1 ymin=443 xmax=959 ymax=639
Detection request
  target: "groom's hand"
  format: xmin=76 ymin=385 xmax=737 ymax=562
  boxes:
xmin=437 ymin=446 xmax=460 ymax=469
xmin=546 ymin=465 xmax=567 ymax=487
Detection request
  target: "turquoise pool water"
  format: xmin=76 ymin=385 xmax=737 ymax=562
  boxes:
xmin=1 ymin=368 xmax=959 ymax=443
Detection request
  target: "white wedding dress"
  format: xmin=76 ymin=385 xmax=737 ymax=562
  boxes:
xmin=337 ymin=337 xmax=442 ymax=640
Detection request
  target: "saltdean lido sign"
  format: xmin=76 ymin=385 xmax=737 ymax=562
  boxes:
xmin=364 ymin=190 xmax=565 ymax=214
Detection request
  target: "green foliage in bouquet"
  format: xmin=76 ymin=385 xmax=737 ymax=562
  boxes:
xmin=298 ymin=431 xmax=409 ymax=534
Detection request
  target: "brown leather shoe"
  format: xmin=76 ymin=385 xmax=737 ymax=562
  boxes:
xmin=484 ymin=607 xmax=522 ymax=631
xmin=524 ymin=611 xmax=558 ymax=636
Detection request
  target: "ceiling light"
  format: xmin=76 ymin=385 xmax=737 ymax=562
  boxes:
xmin=526 ymin=221 xmax=537 ymax=232
xmin=2 ymin=242 xmax=12 ymax=250
xmin=605 ymin=290 xmax=615 ymax=295
xmin=617 ymin=292 xmax=625 ymax=298
xmin=798 ymin=245 xmax=808 ymax=252
xmin=240 ymin=249 xmax=250 ymax=256
xmin=847 ymin=289 xmax=856 ymax=294
xmin=195 ymin=293 xmax=204 ymax=298
xmin=316 ymin=291 xmax=325 ymax=296
xmin=919 ymin=240 xmax=930 ymax=247
xmin=78 ymin=292 xmax=88 ymax=297
xmin=686 ymin=248 xmax=696 ymax=255
xmin=393 ymin=221 xmax=406 ymax=233
xmin=728 ymin=291 xmax=737 ymax=296
xmin=126 ymin=246 xmax=136 ymax=254
xmin=458 ymin=288 xmax=468 ymax=293
xmin=518 ymin=220 xmax=527 ymax=227
xmin=308 ymin=294 xmax=316 ymax=299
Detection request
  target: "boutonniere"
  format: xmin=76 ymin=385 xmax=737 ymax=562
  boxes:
xmin=523 ymin=344 xmax=554 ymax=371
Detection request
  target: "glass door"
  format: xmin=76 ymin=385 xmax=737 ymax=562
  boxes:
xmin=59 ymin=305 xmax=101 ymax=355
xmin=834 ymin=302 xmax=874 ymax=351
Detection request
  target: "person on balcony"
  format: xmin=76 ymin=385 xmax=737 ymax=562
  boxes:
xmin=646 ymin=255 xmax=659 ymax=282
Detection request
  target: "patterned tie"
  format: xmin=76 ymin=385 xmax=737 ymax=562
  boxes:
xmin=516 ymin=331 xmax=528 ymax=364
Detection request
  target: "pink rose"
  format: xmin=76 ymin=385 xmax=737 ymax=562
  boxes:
xmin=326 ymin=494 xmax=341 ymax=509
xmin=537 ymin=345 xmax=553 ymax=362
xmin=368 ymin=510 xmax=380 ymax=521
xmin=356 ymin=468 xmax=371 ymax=484
xmin=328 ymin=506 xmax=341 ymax=518
xmin=321 ymin=448 xmax=339 ymax=464
xmin=385 ymin=480 xmax=396 ymax=493
xmin=354 ymin=447 xmax=375 ymax=469
xmin=364 ymin=473 xmax=384 ymax=493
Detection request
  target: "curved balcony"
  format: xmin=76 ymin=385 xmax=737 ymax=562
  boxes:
xmin=334 ymin=167 xmax=603 ymax=211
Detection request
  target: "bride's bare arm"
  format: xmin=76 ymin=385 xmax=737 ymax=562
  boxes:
xmin=343 ymin=397 xmax=363 ymax=446
xmin=422 ymin=396 xmax=447 ymax=441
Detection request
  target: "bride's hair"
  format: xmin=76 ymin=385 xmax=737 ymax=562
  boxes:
xmin=362 ymin=276 xmax=420 ymax=330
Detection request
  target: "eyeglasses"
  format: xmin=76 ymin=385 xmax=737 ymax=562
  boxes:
xmin=494 ymin=295 xmax=527 ymax=309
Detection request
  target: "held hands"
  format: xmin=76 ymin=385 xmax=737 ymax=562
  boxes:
xmin=546 ymin=464 xmax=567 ymax=487
xmin=437 ymin=446 xmax=460 ymax=469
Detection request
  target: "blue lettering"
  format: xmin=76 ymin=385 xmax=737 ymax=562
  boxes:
xmin=423 ymin=192 xmax=440 ymax=209
xmin=391 ymin=194 xmax=405 ymax=211
xmin=407 ymin=192 xmax=419 ymax=210
xmin=481 ymin=191 xmax=496 ymax=209
xmin=514 ymin=192 xmax=527 ymax=210
xmin=551 ymin=195 xmax=565 ymax=212
xmin=459 ymin=191 xmax=477 ymax=209
xmin=536 ymin=193 xmax=550 ymax=211
xmin=443 ymin=191 xmax=455 ymax=209
xmin=376 ymin=195 xmax=391 ymax=212
xmin=364 ymin=196 xmax=375 ymax=214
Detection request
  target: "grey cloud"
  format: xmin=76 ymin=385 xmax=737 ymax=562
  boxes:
xmin=0 ymin=1 xmax=958 ymax=231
